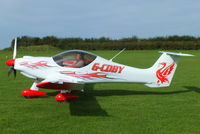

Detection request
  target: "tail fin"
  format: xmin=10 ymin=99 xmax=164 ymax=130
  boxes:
xmin=145 ymin=51 xmax=193 ymax=88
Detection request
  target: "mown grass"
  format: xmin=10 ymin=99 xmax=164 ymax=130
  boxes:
xmin=0 ymin=49 xmax=200 ymax=134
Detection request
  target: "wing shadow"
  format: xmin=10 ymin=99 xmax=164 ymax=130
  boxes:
xmin=46 ymin=85 xmax=108 ymax=116
xmin=46 ymin=86 xmax=108 ymax=116
xmin=69 ymin=84 xmax=108 ymax=116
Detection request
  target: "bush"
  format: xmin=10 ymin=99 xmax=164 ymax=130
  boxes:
xmin=9 ymin=35 xmax=200 ymax=50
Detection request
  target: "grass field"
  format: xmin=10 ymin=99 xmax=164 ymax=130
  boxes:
xmin=0 ymin=49 xmax=200 ymax=134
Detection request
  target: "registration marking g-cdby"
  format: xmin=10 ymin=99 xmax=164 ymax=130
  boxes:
xmin=92 ymin=63 xmax=124 ymax=73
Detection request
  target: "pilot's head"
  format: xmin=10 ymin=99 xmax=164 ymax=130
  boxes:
xmin=76 ymin=53 xmax=84 ymax=60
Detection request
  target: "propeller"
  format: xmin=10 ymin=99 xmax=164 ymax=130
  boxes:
xmin=8 ymin=66 xmax=16 ymax=78
xmin=13 ymin=37 xmax=17 ymax=59
xmin=6 ymin=38 xmax=17 ymax=78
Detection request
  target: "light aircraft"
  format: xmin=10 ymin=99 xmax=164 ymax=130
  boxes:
xmin=5 ymin=38 xmax=193 ymax=101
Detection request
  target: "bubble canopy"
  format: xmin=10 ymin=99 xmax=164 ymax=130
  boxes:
xmin=52 ymin=50 xmax=97 ymax=68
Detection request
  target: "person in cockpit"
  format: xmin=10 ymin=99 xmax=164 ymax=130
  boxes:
xmin=64 ymin=53 xmax=84 ymax=68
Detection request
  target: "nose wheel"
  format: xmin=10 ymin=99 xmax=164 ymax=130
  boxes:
xmin=22 ymin=89 xmax=46 ymax=98
xmin=21 ymin=80 xmax=47 ymax=98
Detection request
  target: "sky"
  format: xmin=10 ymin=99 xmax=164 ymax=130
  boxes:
xmin=1 ymin=0 xmax=200 ymax=48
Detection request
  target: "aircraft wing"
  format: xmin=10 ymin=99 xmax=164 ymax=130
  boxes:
xmin=36 ymin=71 xmax=124 ymax=90
xmin=42 ymin=74 xmax=85 ymax=84
xmin=36 ymin=74 xmax=85 ymax=90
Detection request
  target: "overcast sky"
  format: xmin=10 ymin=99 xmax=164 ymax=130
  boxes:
xmin=1 ymin=0 xmax=200 ymax=48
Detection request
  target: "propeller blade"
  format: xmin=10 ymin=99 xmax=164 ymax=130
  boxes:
xmin=7 ymin=37 xmax=18 ymax=79
xmin=8 ymin=67 xmax=13 ymax=76
xmin=8 ymin=66 xmax=17 ymax=78
xmin=14 ymin=69 xmax=17 ymax=78
xmin=13 ymin=38 xmax=17 ymax=59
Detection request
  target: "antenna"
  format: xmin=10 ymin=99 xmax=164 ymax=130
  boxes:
xmin=109 ymin=48 xmax=126 ymax=61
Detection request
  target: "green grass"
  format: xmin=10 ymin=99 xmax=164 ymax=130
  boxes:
xmin=0 ymin=49 xmax=200 ymax=134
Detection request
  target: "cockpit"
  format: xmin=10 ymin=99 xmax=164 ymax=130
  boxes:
xmin=52 ymin=50 xmax=97 ymax=68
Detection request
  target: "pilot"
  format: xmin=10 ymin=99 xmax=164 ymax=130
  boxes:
xmin=66 ymin=53 xmax=84 ymax=68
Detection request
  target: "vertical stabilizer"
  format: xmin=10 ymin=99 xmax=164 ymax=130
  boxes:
xmin=145 ymin=51 xmax=193 ymax=88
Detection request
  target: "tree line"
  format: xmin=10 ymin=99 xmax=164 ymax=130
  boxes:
xmin=9 ymin=35 xmax=200 ymax=50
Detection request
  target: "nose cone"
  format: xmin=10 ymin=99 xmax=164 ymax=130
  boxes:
xmin=6 ymin=59 xmax=15 ymax=66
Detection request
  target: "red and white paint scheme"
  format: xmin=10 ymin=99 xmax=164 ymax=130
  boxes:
xmin=5 ymin=38 xmax=194 ymax=101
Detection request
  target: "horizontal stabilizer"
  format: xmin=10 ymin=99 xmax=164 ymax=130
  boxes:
xmin=145 ymin=83 xmax=169 ymax=88
xmin=159 ymin=51 xmax=194 ymax=56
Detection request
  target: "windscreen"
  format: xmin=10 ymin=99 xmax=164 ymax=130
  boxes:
xmin=52 ymin=50 xmax=96 ymax=68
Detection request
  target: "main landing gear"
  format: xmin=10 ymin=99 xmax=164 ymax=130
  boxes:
xmin=21 ymin=80 xmax=79 ymax=101
xmin=55 ymin=90 xmax=79 ymax=102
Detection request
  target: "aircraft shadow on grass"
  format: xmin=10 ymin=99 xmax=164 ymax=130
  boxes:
xmin=183 ymin=86 xmax=200 ymax=93
xmin=46 ymin=85 xmax=200 ymax=117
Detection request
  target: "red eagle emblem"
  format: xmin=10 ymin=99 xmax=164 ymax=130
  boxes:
xmin=156 ymin=62 xmax=175 ymax=84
